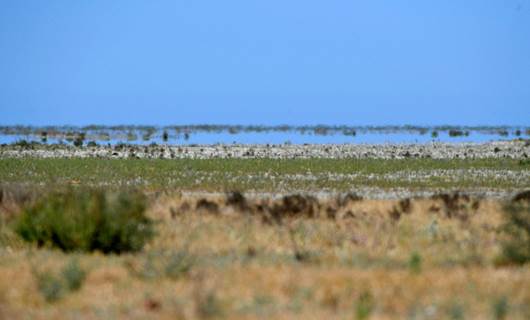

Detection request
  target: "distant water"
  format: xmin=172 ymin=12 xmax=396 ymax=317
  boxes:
xmin=0 ymin=130 xmax=522 ymax=145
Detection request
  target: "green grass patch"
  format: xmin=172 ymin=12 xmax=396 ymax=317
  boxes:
xmin=0 ymin=158 xmax=527 ymax=191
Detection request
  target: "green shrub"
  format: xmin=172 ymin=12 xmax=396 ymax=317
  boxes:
xmin=492 ymin=296 xmax=508 ymax=320
xmin=498 ymin=201 xmax=530 ymax=265
xmin=33 ymin=259 xmax=88 ymax=303
xmin=14 ymin=189 xmax=154 ymax=253
xmin=355 ymin=290 xmax=374 ymax=320
xmin=62 ymin=259 xmax=86 ymax=291
xmin=35 ymin=272 xmax=64 ymax=302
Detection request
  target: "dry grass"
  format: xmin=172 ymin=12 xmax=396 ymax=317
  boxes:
xmin=0 ymin=193 xmax=529 ymax=319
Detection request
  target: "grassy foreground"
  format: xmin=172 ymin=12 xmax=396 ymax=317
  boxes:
xmin=0 ymin=157 xmax=528 ymax=191
xmin=0 ymin=194 xmax=529 ymax=319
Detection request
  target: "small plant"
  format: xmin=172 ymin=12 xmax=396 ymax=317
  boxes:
xmin=408 ymin=251 xmax=422 ymax=274
xmin=165 ymin=251 xmax=195 ymax=279
xmin=200 ymin=292 xmax=222 ymax=318
xmin=497 ymin=200 xmax=530 ymax=265
xmin=492 ymin=296 xmax=508 ymax=320
xmin=447 ymin=302 xmax=465 ymax=320
xmin=355 ymin=290 xmax=374 ymax=320
xmin=194 ymin=287 xmax=224 ymax=319
xmin=62 ymin=259 xmax=86 ymax=291
xmin=14 ymin=189 xmax=154 ymax=253
xmin=35 ymin=272 xmax=64 ymax=302
xmin=287 ymin=224 xmax=312 ymax=262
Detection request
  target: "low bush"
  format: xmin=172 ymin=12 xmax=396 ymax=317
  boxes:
xmin=62 ymin=259 xmax=86 ymax=291
xmin=33 ymin=258 xmax=88 ymax=303
xmin=14 ymin=189 xmax=154 ymax=253
xmin=35 ymin=272 xmax=64 ymax=302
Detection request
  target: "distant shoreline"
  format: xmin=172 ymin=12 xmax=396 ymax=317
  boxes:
xmin=0 ymin=125 xmax=529 ymax=146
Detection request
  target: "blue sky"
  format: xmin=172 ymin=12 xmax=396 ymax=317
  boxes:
xmin=1 ymin=0 xmax=529 ymax=125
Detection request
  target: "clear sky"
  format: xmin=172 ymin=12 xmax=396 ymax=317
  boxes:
xmin=1 ymin=0 xmax=529 ymax=126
